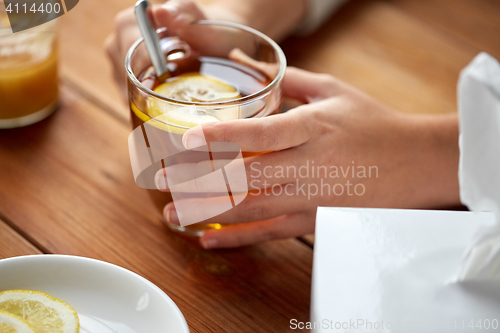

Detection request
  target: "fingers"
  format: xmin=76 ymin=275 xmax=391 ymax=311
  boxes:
xmin=153 ymin=0 xmax=206 ymax=32
xmin=182 ymin=107 xmax=313 ymax=152
xmin=229 ymin=48 xmax=280 ymax=80
xmin=163 ymin=183 xmax=311 ymax=226
xmin=105 ymin=1 xmax=204 ymax=98
xmin=104 ymin=34 xmax=127 ymax=97
xmin=113 ymin=7 xmax=141 ymax=56
xmin=180 ymin=68 xmax=349 ymax=152
xmin=199 ymin=211 xmax=316 ymax=249
xmin=154 ymin=147 xmax=312 ymax=193
xmin=225 ymin=56 xmax=346 ymax=104
xmin=104 ymin=7 xmax=141 ymax=98
xmin=242 ymin=149 xmax=309 ymax=187
xmin=282 ymin=67 xmax=345 ymax=103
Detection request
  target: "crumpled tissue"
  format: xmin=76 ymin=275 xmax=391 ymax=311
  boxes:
xmin=457 ymin=52 xmax=500 ymax=280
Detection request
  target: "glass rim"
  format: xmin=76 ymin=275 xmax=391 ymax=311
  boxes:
xmin=125 ymin=20 xmax=287 ymax=107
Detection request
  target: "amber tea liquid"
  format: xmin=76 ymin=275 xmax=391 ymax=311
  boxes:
xmin=130 ymin=56 xmax=271 ymax=235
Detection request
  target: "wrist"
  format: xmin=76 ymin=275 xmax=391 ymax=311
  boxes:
xmin=202 ymin=4 xmax=250 ymax=27
xmin=407 ymin=113 xmax=461 ymax=208
xmin=200 ymin=0 xmax=307 ymax=41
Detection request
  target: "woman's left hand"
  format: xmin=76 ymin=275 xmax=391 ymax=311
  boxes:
xmin=157 ymin=67 xmax=460 ymax=249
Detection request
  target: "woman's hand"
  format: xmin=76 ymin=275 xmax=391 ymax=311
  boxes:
xmin=105 ymin=0 xmax=306 ymax=97
xmin=105 ymin=0 xmax=206 ymax=97
xmin=158 ymin=67 xmax=460 ymax=249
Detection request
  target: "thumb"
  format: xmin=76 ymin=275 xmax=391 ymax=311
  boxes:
xmin=283 ymin=67 xmax=344 ymax=103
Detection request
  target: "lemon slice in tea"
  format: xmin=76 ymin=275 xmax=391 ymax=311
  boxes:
xmin=0 ymin=290 xmax=79 ymax=333
xmin=154 ymin=73 xmax=241 ymax=103
xmin=158 ymin=107 xmax=221 ymax=128
xmin=133 ymin=73 xmax=241 ymax=134
xmin=0 ymin=310 xmax=36 ymax=333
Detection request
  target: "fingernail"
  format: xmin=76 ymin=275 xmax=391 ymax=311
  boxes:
xmin=201 ymin=238 xmax=218 ymax=249
xmin=182 ymin=126 xmax=206 ymax=149
xmin=164 ymin=204 xmax=180 ymax=225
xmin=155 ymin=170 xmax=169 ymax=190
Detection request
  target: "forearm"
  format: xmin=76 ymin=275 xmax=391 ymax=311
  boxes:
xmin=198 ymin=0 xmax=307 ymax=41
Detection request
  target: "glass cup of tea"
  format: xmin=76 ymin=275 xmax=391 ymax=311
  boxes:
xmin=0 ymin=6 xmax=58 ymax=129
xmin=126 ymin=20 xmax=286 ymax=236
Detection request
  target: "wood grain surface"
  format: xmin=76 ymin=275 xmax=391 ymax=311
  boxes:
xmin=58 ymin=0 xmax=164 ymax=119
xmin=1 ymin=0 xmax=499 ymax=331
xmin=0 ymin=219 xmax=41 ymax=259
xmin=388 ymin=0 xmax=500 ymax=58
xmin=282 ymin=0 xmax=478 ymax=115
xmin=0 ymin=84 xmax=313 ymax=332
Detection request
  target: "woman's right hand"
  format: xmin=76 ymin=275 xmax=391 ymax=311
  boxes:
xmin=104 ymin=0 xmax=207 ymax=98
xmin=105 ymin=0 xmax=306 ymax=99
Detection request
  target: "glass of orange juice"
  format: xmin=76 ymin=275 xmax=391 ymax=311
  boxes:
xmin=0 ymin=6 xmax=58 ymax=129
xmin=126 ymin=21 xmax=286 ymax=236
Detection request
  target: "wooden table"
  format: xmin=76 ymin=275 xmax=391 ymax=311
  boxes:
xmin=1 ymin=0 xmax=499 ymax=331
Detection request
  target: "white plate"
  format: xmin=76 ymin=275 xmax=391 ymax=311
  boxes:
xmin=0 ymin=255 xmax=190 ymax=333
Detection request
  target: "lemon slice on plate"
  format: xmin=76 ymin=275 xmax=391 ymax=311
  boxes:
xmin=0 ymin=310 xmax=36 ymax=333
xmin=0 ymin=290 xmax=79 ymax=333
xmin=155 ymin=73 xmax=241 ymax=103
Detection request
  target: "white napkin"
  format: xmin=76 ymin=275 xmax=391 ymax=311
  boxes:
xmin=457 ymin=52 xmax=500 ymax=280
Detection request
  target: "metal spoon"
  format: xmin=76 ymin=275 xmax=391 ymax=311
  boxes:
xmin=134 ymin=0 xmax=169 ymax=81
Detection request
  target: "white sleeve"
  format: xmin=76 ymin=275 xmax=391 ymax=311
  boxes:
xmin=295 ymin=0 xmax=348 ymax=35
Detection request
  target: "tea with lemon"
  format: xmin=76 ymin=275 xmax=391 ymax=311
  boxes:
xmin=130 ymin=56 xmax=270 ymax=234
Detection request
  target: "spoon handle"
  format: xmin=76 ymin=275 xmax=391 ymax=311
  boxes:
xmin=134 ymin=0 xmax=168 ymax=79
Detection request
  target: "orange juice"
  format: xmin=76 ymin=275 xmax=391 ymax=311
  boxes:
xmin=0 ymin=15 xmax=58 ymax=128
